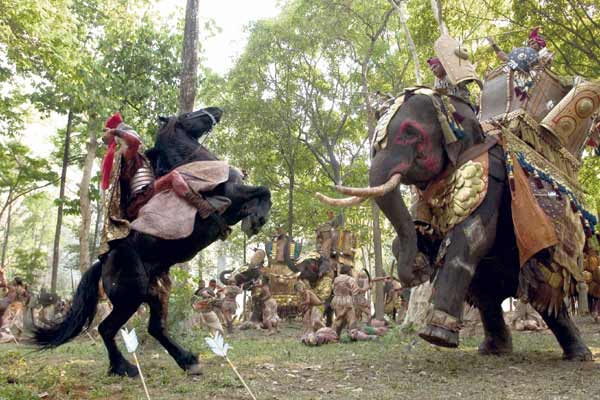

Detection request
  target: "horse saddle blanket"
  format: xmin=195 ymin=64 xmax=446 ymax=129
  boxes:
xmin=130 ymin=161 xmax=230 ymax=240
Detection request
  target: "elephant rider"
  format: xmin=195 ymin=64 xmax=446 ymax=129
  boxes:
xmin=191 ymin=282 xmax=224 ymax=336
xmin=99 ymin=112 xmax=221 ymax=253
xmin=294 ymin=281 xmax=325 ymax=334
xmin=427 ymin=57 xmax=472 ymax=104
xmin=331 ymin=264 xmax=360 ymax=337
xmin=221 ymin=279 xmax=242 ymax=334
xmin=488 ymin=27 xmax=552 ymax=66
xmin=257 ymin=277 xmax=280 ymax=335
xmin=353 ymin=270 xmax=371 ymax=324
xmin=316 ymin=210 xmax=340 ymax=258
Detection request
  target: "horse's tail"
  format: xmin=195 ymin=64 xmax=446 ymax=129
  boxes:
xmin=34 ymin=260 xmax=103 ymax=348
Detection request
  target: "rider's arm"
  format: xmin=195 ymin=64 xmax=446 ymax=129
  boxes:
xmin=488 ymin=37 xmax=509 ymax=62
xmin=112 ymin=128 xmax=142 ymax=161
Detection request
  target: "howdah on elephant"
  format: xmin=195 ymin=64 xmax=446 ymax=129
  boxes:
xmin=318 ymin=87 xmax=592 ymax=360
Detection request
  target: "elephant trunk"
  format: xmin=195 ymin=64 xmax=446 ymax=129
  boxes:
xmin=219 ymin=269 xmax=234 ymax=285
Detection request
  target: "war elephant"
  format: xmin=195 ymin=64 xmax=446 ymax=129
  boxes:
xmin=219 ymin=265 xmax=263 ymax=288
xmin=318 ymin=87 xmax=592 ymax=360
xmin=283 ymin=248 xmax=336 ymax=325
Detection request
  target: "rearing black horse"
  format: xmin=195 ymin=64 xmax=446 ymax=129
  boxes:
xmin=34 ymin=107 xmax=271 ymax=377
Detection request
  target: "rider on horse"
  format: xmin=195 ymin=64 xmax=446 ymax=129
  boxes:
xmin=99 ymin=112 xmax=220 ymax=254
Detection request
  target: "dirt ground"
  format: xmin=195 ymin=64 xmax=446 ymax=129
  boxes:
xmin=2 ymin=315 xmax=600 ymax=400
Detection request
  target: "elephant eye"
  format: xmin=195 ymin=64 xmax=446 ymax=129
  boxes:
xmin=395 ymin=120 xmax=424 ymax=145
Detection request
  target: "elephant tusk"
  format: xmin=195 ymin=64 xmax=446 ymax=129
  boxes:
xmin=315 ymin=192 xmax=368 ymax=207
xmin=335 ymin=173 xmax=402 ymax=198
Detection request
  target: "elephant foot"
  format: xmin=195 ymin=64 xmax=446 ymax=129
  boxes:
xmin=563 ymin=346 xmax=593 ymax=361
xmin=419 ymin=324 xmax=459 ymax=348
xmin=185 ymin=363 xmax=203 ymax=376
xmin=478 ymin=335 xmax=513 ymax=355
xmin=109 ymin=360 xmax=139 ymax=378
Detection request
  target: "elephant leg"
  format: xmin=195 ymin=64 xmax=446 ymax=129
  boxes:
xmin=538 ymin=303 xmax=592 ymax=361
xmin=419 ymin=179 xmax=503 ymax=348
xmin=478 ymin=300 xmax=512 ymax=355
xmin=147 ymin=277 xmax=202 ymax=375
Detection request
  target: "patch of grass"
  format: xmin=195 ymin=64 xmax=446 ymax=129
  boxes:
xmin=2 ymin=317 xmax=600 ymax=399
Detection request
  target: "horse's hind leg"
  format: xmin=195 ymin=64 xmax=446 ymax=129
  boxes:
xmin=147 ymin=274 xmax=202 ymax=375
xmin=98 ymin=302 xmax=141 ymax=377
xmin=538 ymin=303 xmax=592 ymax=361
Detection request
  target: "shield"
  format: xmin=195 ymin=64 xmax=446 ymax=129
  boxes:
xmin=507 ymin=47 xmax=538 ymax=72
xmin=434 ymin=35 xmax=481 ymax=87
xmin=541 ymin=79 xmax=600 ymax=156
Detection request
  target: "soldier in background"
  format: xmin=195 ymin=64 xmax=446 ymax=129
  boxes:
xmin=258 ymin=277 xmax=280 ymax=335
xmin=295 ymin=281 xmax=325 ymax=335
xmin=221 ymin=279 xmax=242 ymax=334
xmin=331 ymin=265 xmax=359 ymax=337
xmin=192 ymin=282 xmax=224 ymax=336
xmin=353 ymin=270 xmax=371 ymax=324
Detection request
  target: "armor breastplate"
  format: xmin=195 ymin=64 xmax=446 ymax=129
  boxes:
xmin=130 ymin=159 xmax=155 ymax=196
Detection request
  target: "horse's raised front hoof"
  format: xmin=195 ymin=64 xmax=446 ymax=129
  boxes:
xmin=478 ymin=335 xmax=513 ymax=356
xmin=186 ymin=363 xmax=203 ymax=376
xmin=563 ymin=347 xmax=593 ymax=361
xmin=109 ymin=362 xmax=139 ymax=378
xmin=418 ymin=324 xmax=459 ymax=348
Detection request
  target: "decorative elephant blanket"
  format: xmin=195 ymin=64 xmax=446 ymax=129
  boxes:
xmin=493 ymin=126 xmax=594 ymax=315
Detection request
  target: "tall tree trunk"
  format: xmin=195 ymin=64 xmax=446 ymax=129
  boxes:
xmin=430 ymin=0 xmax=449 ymax=35
xmin=91 ymin=180 xmax=103 ymax=260
xmin=371 ymin=202 xmax=385 ymax=319
xmin=50 ymin=109 xmax=73 ymax=293
xmin=287 ymin=168 xmax=295 ymax=238
xmin=391 ymin=0 xmax=422 ymax=84
xmin=0 ymin=188 xmax=13 ymax=269
xmin=178 ymin=0 xmax=200 ymax=114
xmin=78 ymin=122 xmax=98 ymax=272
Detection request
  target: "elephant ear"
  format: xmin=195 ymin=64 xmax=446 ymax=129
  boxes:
xmin=444 ymin=140 xmax=462 ymax=166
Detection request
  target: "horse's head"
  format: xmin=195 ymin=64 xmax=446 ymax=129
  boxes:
xmin=149 ymin=106 xmax=223 ymax=175
xmin=239 ymin=188 xmax=272 ymax=237
xmin=175 ymin=106 xmax=223 ymax=140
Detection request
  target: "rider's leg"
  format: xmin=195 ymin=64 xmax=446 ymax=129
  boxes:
xmin=154 ymin=170 xmax=214 ymax=218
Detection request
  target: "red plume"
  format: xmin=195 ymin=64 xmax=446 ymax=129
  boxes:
xmin=105 ymin=112 xmax=123 ymax=129
xmin=101 ymin=112 xmax=122 ymax=190
xmin=101 ymin=139 xmax=116 ymax=190
xmin=529 ymin=27 xmax=546 ymax=48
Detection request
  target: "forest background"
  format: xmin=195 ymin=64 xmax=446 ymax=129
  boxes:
xmin=0 ymin=0 xmax=598 ymax=310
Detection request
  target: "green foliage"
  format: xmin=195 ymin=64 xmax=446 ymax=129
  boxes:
xmin=167 ymin=267 xmax=196 ymax=333
xmin=10 ymin=247 xmax=47 ymax=286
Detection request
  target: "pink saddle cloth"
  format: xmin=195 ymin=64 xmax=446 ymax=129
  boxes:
xmin=130 ymin=161 xmax=229 ymax=240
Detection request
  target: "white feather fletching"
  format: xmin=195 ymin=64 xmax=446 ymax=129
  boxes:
xmin=205 ymin=332 xmax=230 ymax=357
xmin=120 ymin=328 xmax=139 ymax=353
